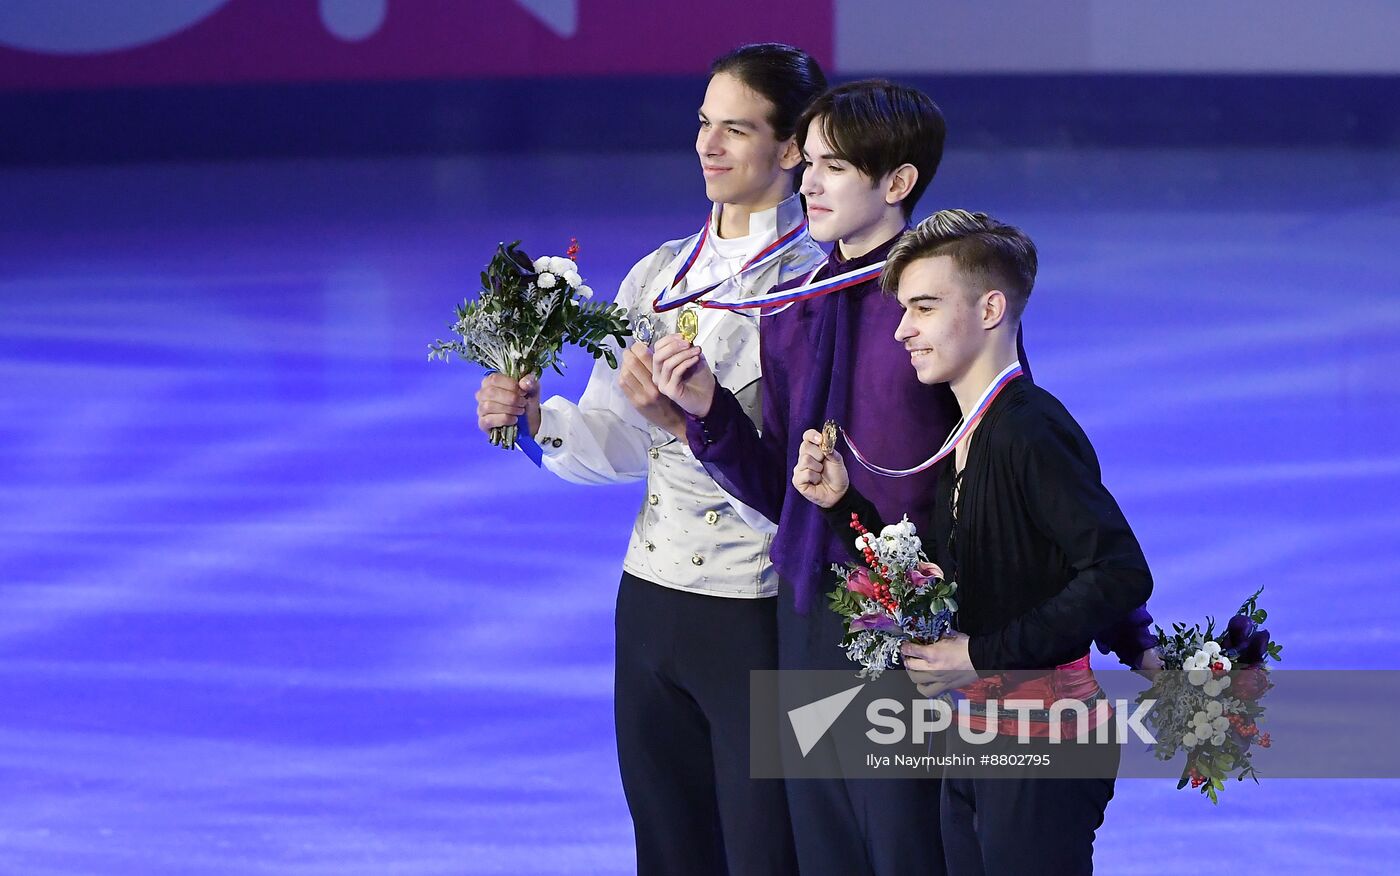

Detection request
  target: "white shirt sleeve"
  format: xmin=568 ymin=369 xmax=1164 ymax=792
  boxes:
xmin=533 ymin=251 xmax=662 ymax=486
xmin=536 ymin=360 xmax=655 ymax=485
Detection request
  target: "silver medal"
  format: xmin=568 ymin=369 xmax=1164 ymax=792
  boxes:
xmin=633 ymin=314 xmax=656 ymax=346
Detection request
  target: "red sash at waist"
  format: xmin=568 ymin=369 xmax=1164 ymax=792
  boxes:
xmin=956 ymin=654 xmax=1109 ymax=740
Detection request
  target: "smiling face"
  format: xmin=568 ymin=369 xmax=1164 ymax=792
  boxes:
xmin=695 ymin=72 xmax=798 ymax=210
xmin=892 ymin=254 xmax=987 ymax=386
xmin=798 ymin=115 xmax=900 ymax=246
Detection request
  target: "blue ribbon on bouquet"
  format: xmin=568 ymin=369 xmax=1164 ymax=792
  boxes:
xmin=483 ymin=369 xmax=543 ymax=467
xmin=515 ymin=416 xmax=543 ymax=467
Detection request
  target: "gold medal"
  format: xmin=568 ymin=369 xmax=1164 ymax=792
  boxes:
xmin=821 ymin=419 xmax=838 ymax=455
xmin=677 ymin=305 xmax=700 ymax=344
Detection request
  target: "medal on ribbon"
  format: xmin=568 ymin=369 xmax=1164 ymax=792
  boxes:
xmin=820 ymin=419 xmax=839 ymax=455
xmin=677 ymin=305 xmax=701 ymax=344
xmin=633 ymin=314 xmax=656 ymax=347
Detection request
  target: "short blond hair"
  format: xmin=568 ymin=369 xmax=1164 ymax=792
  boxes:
xmin=883 ymin=209 xmax=1037 ymax=318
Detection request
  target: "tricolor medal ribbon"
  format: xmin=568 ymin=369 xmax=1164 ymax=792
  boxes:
xmin=651 ymin=215 xmax=811 ymax=313
xmin=698 ymin=259 xmax=885 ymax=313
xmin=840 ymin=361 xmax=1025 ymax=478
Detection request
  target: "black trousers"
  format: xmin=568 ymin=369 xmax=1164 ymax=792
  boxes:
xmin=939 ymin=733 xmax=1119 ymax=875
xmin=614 ymin=572 xmax=797 ymax=876
xmin=777 ymin=576 xmax=947 ymax=876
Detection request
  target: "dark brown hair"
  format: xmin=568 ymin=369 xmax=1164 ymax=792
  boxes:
xmin=796 ymin=80 xmax=945 ymax=218
xmin=710 ymin=43 xmax=828 ymax=142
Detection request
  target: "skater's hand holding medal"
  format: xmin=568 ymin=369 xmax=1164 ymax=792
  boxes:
xmin=650 ymin=330 xmax=719 ymax=418
xmin=793 ymin=421 xmax=850 ymax=509
xmin=618 ymin=341 xmax=687 ymax=436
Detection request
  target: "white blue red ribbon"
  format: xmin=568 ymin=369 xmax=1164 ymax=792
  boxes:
xmin=652 ymin=213 xmax=811 ymax=313
xmin=699 ymin=258 xmax=884 ymax=312
xmin=843 ymin=361 xmax=1025 ymax=478
xmin=662 ymin=218 xmax=709 ymax=296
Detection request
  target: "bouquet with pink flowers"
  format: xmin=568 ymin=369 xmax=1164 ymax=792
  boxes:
xmin=827 ymin=513 xmax=958 ymax=679
xmin=1140 ymin=587 xmax=1283 ymax=803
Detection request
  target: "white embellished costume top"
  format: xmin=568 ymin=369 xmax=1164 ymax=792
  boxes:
xmin=534 ymin=194 xmax=823 ymax=597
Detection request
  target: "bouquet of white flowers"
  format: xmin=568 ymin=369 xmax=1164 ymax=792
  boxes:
xmin=430 ymin=240 xmax=630 ymax=448
xmin=1140 ymin=588 xmax=1282 ymax=803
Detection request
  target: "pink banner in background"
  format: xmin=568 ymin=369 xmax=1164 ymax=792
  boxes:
xmin=0 ymin=0 xmax=833 ymax=91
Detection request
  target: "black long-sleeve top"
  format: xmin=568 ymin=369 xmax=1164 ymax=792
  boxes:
xmin=826 ymin=377 xmax=1154 ymax=671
